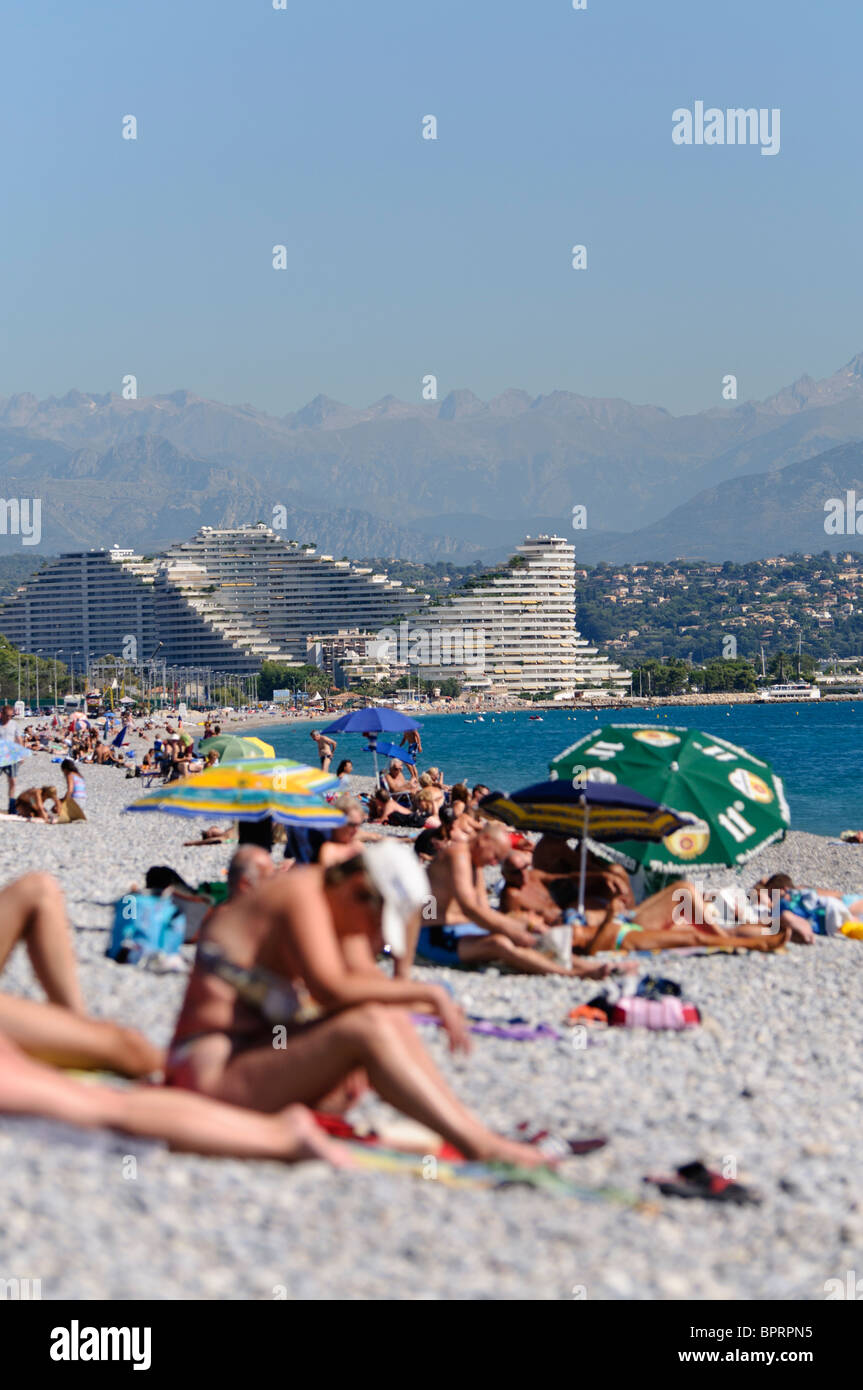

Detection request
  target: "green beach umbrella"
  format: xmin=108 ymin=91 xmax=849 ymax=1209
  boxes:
xmin=549 ymin=724 xmax=790 ymax=875
xmin=199 ymin=735 xmax=270 ymax=763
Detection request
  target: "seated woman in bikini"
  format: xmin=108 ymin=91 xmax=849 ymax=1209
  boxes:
xmin=500 ymin=858 xmax=635 ymax=923
xmin=166 ymin=841 xmax=548 ymax=1168
xmin=0 ymin=873 xmax=348 ymax=1165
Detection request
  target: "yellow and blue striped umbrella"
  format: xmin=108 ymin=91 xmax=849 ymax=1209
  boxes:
xmin=125 ymin=759 xmax=345 ymax=828
xmin=213 ymin=757 xmax=342 ymax=796
xmin=480 ymin=779 xmax=688 ymax=842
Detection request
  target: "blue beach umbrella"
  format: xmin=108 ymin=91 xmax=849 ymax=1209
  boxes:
xmin=322 ymin=707 xmax=422 ymax=781
xmin=367 ymin=740 xmax=417 ymax=766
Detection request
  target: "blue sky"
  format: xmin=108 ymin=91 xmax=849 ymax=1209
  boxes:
xmin=2 ymin=0 xmax=860 ymax=416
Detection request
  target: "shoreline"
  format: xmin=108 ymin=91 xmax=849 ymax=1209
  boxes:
xmin=215 ymin=690 xmax=861 ymax=737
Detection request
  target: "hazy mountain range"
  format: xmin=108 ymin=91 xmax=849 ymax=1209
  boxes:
xmin=4 ymin=353 xmax=863 ymax=561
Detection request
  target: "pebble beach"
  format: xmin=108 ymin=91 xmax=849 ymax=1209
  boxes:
xmin=2 ymin=754 xmax=863 ymax=1301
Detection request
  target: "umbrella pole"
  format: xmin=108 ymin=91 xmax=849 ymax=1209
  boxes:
xmin=370 ymin=736 xmax=379 ymax=785
xmin=578 ymin=799 xmax=589 ymax=917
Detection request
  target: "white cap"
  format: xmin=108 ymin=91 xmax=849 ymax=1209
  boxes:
xmin=361 ymin=839 xmax=430 ymax=957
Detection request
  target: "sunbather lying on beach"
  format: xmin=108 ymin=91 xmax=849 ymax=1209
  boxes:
xmin=166 ymin=841 xmax=548 ymax=1168
xmin=418 ymin=824 xmax=613 ymax=978
xmin=0 ymin=872 xmax=161 ymax=1076
xmin=572 ymin=880 xmax=789 ymax=954
xmin=367 ymin=787 xmax=424 ymax=827
xmin=751 ymin=873 xmax=863 ymax=945
xmin=0 ymin=1032 xmax=351 ymax=1167
xmin=183 ymin=824 xmax=236 ymax=847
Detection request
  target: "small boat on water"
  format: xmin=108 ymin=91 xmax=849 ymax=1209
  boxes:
xmin=757 ymin=682 xmax=821 ymax=702
xmin=528 ymin=715 xmax=543 ymax=721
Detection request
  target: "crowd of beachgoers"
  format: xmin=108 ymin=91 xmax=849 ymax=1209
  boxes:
xmin=2 ymin=706 xmax=863 ymax=1297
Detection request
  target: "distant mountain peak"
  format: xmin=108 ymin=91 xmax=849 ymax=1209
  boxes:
xmin=366 ymin=395 xmax=428 ymax=420
xmin=761 ymin=353 xmax=863 ymax=414
xmin=289 ymin=394 xmax=359 ymax=430
xmin=487 ymin=388 xmax=535 ymax=416
xmin=842 ymin=351 xmax=863 ymax=378
xmin=437 ymin=389 xmax=486 ymax=421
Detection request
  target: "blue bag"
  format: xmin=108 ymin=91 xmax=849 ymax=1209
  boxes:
xmin=107 ymin=893 xmax=186 ymax=965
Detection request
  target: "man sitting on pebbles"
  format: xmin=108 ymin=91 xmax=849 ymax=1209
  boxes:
xmin=418 ymin=822 xmax=614 ymax=978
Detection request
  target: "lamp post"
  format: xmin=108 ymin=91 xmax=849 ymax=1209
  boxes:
xmin=69 ymin=652 xmax=81 ymax=703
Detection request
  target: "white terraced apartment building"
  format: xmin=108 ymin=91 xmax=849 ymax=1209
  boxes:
xmin=401 ymin=535 xmax=631 ymax=695
xmin=162 ymin=526 xmax=428 ymax=660
xmin=0 ymin=528 xmax=429 ymax=674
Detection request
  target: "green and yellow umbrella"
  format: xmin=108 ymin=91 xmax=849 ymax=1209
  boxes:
xmin=550 ymin=724 xmax=790 ymax=874
xmin=199 ymin=735 xmax=274 ymax=762
xmin=126 ymin=759 xmax=345 ymax=828
xmin=242 ymin=736 xmax=276 ymax=757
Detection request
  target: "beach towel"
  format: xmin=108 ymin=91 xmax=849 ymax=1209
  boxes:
xmin=342 ymin=1145 xmax=640 ymax=1202
xmin=411 ymin=1012 xmax=560 ymax=1041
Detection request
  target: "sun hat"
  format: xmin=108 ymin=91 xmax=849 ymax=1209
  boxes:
xmin=361 ymin=839 xmax=431 ymax=957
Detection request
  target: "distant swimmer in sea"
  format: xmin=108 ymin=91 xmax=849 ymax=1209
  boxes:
xmin=400 ymin=727 xmax=422 ymax=757
xmin=310 ymin=729 xmax=336 ymax=772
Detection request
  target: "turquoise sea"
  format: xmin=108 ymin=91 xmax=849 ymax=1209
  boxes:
xmin=255 ymin=703 xmax=862 ymax=838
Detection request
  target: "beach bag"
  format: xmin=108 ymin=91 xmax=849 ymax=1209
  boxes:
xmin=610 ymin=996 xmax=700 ymax=1030
xmin=106 ymin=893 xmax=186 ymax=965
xmin=57 ymin=794 xmax=86 ymax=823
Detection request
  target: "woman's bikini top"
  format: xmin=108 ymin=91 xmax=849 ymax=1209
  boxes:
xmin=195 ymin=941 xmax=322 ymax=1025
